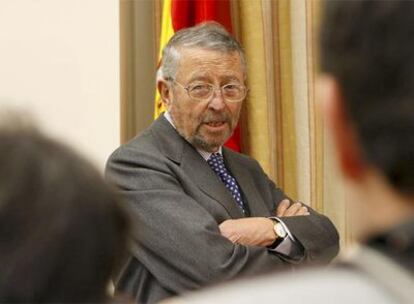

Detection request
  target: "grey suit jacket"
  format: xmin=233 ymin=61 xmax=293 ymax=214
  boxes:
xmin=105 ymin=115 xmax=339 ymax=303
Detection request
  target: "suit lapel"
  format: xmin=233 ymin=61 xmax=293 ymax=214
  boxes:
xmin=151 ymin=115 xmax=244 ymax=219
xmin=223 ymin=149 xmax=272 ymax=217
xmin=150 ymin=115 xmax=184 ymax=164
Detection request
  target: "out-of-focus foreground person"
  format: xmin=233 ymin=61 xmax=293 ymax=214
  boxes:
xmin=170 ymin=1 xmax=414 ymax=303
xmin=0 ymin=117 xmax=130 ymax=303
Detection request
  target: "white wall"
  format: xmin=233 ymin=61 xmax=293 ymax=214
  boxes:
xmin=0 ymin=0 xmax=120 ymax=171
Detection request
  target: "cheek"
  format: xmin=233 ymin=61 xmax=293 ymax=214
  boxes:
xmin=228 ymin=104 xmax=242 ymax=121
xmin=191 ymin=104 xmax=209 ymax=121
xmin=175 ymin=102 xmax=205 ymax=127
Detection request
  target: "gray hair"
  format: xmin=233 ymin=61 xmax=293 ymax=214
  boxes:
xmin=157 ymin=22 xmax=246 ymax=81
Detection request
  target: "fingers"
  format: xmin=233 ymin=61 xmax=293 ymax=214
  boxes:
xmin=296 ymin=205 xmax=310 ymax=216
xmin=228 ymin=234 xmax=241 ymax=244
xmin=284 ymin=202 xmax=302 ymax=216
xmin=276 ymin=199 xmax=290 ymax=217
xmin=218 ymin=219 xmax=234 ymax=239
xmin=296 ymin=201 xmax=310 ymax=215
xmin=284 ymin=202 xmax=310 ymax=217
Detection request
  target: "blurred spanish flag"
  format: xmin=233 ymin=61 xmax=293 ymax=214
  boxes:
xmin=154 ymin=0 xmax=241 ymax=152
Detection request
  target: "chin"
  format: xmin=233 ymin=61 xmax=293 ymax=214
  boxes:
xmin=191 ymin=127 xmax=233 ymax=150
xmin=204 ymin=134 xmax=229 ymax=147
xmin=191 ymin=136 xmax=226 ymax=152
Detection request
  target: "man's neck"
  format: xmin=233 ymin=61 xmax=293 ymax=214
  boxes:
xmin=348 ymin=169 xmax=414 ymax=242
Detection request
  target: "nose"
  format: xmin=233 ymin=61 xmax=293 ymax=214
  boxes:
xmin=208 ymin=88 xmax=226 ymax=111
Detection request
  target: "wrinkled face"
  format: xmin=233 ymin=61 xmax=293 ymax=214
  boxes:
xmin=162 ymin=48 xmax=245 ymax=152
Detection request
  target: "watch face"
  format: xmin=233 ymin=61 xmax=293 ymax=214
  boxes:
xmin=275 ymin=223 xmax=287 ymax=238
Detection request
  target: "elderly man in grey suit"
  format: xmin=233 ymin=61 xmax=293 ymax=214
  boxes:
xmin=166 ymin=2 xmax=414 ymax=304
xmin=106 ymin=22 xmax=339 ymax=304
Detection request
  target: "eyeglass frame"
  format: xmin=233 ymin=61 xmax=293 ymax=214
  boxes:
xmin=167 ymin=78 xmax=248 ymax=103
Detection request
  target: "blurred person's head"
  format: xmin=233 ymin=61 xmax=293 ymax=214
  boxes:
xmin=319 ymin=1 xmax=414 ymax=239
xmin=0 ymin=116 xmax=129 ymax=302
xmin=157 ymin=22 xmax=247 ymax=152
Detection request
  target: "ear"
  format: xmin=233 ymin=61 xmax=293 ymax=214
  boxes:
xmin=319 ymin=75 xmax=366 ymax=180
xmin=157 ymin=80 xmax=173 ymax=110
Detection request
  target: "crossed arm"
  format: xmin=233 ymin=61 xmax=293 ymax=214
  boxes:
xmin=219 ymin=199 xmax=310 ymax=247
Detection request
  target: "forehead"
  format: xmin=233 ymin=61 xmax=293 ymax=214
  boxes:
xmin=175 ymin=47 xmax=245 ymax=81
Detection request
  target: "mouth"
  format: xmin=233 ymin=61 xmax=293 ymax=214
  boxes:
xmin=202 ymin=121 xmax=227 ymax=131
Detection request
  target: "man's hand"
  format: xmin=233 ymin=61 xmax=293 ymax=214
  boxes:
xmin=219 ymin=217 xmax=276 ymax=247
xmin=276 ymin=199 xmax=310 ymax=217
xmin=219 ymin=200 xmax=310 ymax=247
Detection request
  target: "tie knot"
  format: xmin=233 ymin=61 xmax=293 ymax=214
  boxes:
xmin=207 ymin=153 xmax=225 ymax=173
xmin=208 ymin=152 xmax=224 ymax=164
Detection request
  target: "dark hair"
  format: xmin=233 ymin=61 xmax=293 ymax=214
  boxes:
xmin=319 ymin=0 xmax=414 ymax=195
xmin=0 ymin=126 xmax=130 ymax=302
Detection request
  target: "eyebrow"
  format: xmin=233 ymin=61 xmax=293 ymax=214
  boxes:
xmin=188 ymin=73 xmax=242 ymax=84
xmin=221 ymin=75 xmax=242 ymax=82
xmin=188 ymin=74 xmax=211 ymax=83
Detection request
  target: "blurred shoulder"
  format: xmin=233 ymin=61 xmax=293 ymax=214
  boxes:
xmin=175 ymin=268 xmax=398 ymax=304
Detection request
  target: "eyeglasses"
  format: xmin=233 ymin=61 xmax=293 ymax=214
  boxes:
xmin=172 ymin=80 xmax=247 ymax=103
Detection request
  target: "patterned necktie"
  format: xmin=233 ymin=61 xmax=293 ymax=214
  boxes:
xmin=207 ymin=153 xmax=246 ymax=213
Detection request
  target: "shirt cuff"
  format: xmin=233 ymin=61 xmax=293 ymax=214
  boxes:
xmin=267 ymin=217 xmax=305 ymax=261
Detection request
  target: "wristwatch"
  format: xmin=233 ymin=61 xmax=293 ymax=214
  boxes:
xmin=274 ymin=221 xmax=287 ymax=239
xmin=269 ymin=218 xmax=287 ymax=248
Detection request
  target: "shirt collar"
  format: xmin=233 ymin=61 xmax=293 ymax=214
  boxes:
xmin=163 ymin=111 xmax=222 ymax=161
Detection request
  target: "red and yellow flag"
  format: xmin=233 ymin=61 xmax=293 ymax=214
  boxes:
xmin=154 ymin=0 xmax=241 ymax=152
